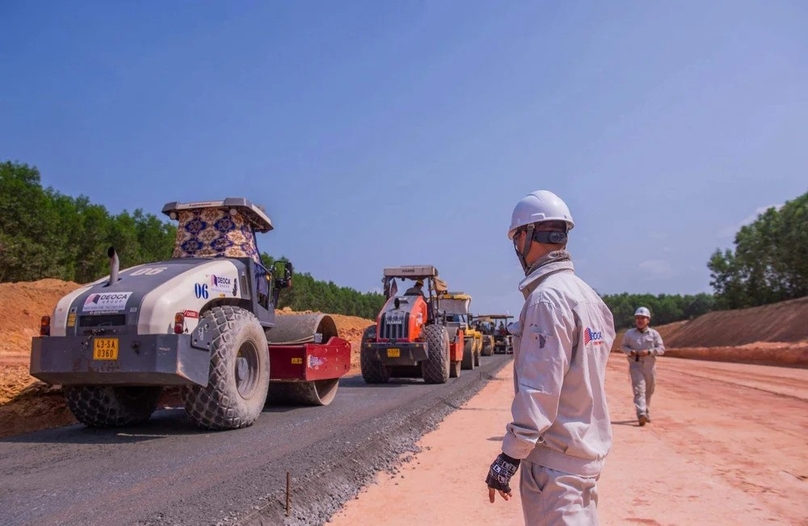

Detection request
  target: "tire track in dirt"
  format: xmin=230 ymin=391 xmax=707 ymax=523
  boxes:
xmin=626 ymin=358 xmax=808 ymax=523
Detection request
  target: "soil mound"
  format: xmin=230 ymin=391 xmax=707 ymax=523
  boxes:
xmin=0 ymin=279 xmax=83 ymax=363
xmin=664 ymin=296 xmax=808 ymax=348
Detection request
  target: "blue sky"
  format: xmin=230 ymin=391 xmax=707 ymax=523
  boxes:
xmin=2 ymin=1 xmax=806 ymax=315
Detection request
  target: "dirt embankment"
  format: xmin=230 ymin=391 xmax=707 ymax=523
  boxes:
xmin=0 ymin=279 xmax=84 ymax=403
xmin=611 ymin=297 xmax=808 ymax=367
xmin=668 ymin=295 xmax=808 ymax=347
xmin=0 ymin=279 xmax=373 ymax=438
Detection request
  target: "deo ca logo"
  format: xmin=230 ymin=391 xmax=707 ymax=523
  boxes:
xmin=210 ymin=274 xmax=234 ymax=295
xmin=211 ymin=274 xmax=231 ymax=287
xmin=83 ymin=292 xmax=133 ymax=313
xmin=584 ymin=327 xmax=604 ymax=345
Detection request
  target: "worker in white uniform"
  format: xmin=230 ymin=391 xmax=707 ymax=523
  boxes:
xmin=485 ymin=190 xmax=616 ymax=525
xmin=620 ymin=307 xmax=665 ymax=426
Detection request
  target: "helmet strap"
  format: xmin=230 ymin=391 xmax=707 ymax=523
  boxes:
xmin=514 ymin=223 xmax=570 ymax=274
xmin=514 ymin=224 xmax=535 ymax=274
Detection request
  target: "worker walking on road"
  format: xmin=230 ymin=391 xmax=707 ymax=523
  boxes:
xmin=621 ymin=307 xmax=665 ymax=426
xmin=485 ymin=190 xmax=616 ymax=525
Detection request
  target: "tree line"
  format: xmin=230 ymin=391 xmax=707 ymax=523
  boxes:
xmin=0 ymin=160 xmax=385 ymax=319
xmin=261 ymin=254 xmax=384 ymax=319
xmin=3 ymin=160 xmax=804 ymax=322
xmin=707 ymin=190 xmax=808 ymax=310
xmin=599 ymin=292 xmax=715 ymax=330
xmin=0 ymin=161 xmax=176 ymax=284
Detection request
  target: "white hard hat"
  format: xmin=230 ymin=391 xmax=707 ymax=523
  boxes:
xmin=507 ymin=190 xmax=575 ymax=240
xmin=635 ymin=307 xmax=651 ymax=318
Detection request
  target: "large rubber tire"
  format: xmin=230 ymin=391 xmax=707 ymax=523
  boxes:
xmin=360 ymin=325 xmax=390 ymax=384
xmin=182 ymin=306 xmax=270 ymax=430
xmin=482 ymin=336 xmax=494 ymax=356
xmin=421 ymin=325 xmax=450 ymax=384
xmin=64 ymin=385 xmax=163 ymax=428
xmin=461 ymin=339 xmax=475 ymax=370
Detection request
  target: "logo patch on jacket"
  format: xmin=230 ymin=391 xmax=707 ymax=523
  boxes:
xmin=529 ymin=325 xmax=549 ymax=348
xmin=584 ymin=327 xmax=603 ymax=345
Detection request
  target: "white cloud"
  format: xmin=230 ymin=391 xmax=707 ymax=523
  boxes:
xmin=717 ymin=204 xmax=784 ymax=239
xmin=638 ymin=259 xmax=678 ymax=280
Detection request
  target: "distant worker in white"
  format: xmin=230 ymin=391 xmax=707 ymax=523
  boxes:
xmin=620 ymin=307 xmax=665 ymax=426
xmin=485 ymin=190 xmax=616 ymax=525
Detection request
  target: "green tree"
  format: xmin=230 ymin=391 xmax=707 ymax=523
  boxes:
xmin=707 ymin=190 xmax=808 ymax=309
xmin=600 ymin=292 xmax=716 ymax=330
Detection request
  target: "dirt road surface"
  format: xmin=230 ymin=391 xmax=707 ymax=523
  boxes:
xmin=329 ymin=354 xmax=808 ymax=526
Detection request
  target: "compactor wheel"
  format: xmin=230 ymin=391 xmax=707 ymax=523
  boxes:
xmin=182 ymin=306 xmax=270 ymax=430
xmin=64 ymin=386 xmax=163 ymax=428
xmin=461 ymin=338 xmax=476 ymax=370
xmin=422 ymin=325 xmax=450 ymax=384
xmin=266 ymin=379 xmax=340 ymax=406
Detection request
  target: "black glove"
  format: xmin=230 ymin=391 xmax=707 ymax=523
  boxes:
xmin=485 ymin=452 xmax=520 ymax=493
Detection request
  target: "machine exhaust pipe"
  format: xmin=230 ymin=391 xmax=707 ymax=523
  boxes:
xmin=107 ymin=246 xmax=119 ymax=286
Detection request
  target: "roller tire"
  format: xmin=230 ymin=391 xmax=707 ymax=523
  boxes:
xmin=360 ymin=325 xmax=390 ymax=384
xmin=421 ymin=324 xmax=450 ymax=384
xmin=482 ymin=336 xmax=494 ymax=356
xmin=267 ymin=379 xmax=340 ymax=406
xmin=64 ymin=385 xmax=162 ymax=428
xmin=182 ymin=305 xmax=270 ymax=430
xmin=461 ymin=339 xmax=475 ymax=370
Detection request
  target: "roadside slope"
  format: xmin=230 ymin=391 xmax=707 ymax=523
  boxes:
xmin=665 ymin=295 xmax=808 ymax=347
xmin=611 ymin=297 xmax=808 ymax=367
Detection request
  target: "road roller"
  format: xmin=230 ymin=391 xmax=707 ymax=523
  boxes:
xmin=30 ymin=198 xmax=351 ymax=430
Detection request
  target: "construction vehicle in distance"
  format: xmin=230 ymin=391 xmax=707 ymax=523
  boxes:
xmin=478 ymin=314 xmax=514 ymax=354
xmin=471 ymin=315 xmax=496 ymax=356
xmin=440 ymin=292 xmax=482 ymax=370
xmin=360 ymin=266 xmax=463 ymax=384
xmin=30 ymin=198 xmax=352 ymax=431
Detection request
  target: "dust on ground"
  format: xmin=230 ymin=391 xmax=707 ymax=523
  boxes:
xmin=0 ymin=279 xmax=373 ymax=438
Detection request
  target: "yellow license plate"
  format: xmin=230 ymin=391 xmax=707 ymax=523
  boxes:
xmin=93 ymin=338 xmax=119 ymax=360
xmin=387 ymin=348 xmax=400 ymax=358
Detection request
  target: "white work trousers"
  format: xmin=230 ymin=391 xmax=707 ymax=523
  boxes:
xmin=519 ymin=460 xmax=600 ymax=525
xmin=628 ymin=357 xmax=656 ymax=418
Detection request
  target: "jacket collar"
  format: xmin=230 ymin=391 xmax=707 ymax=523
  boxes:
xmin=518 ymin=250 xmax=574 ymax=299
